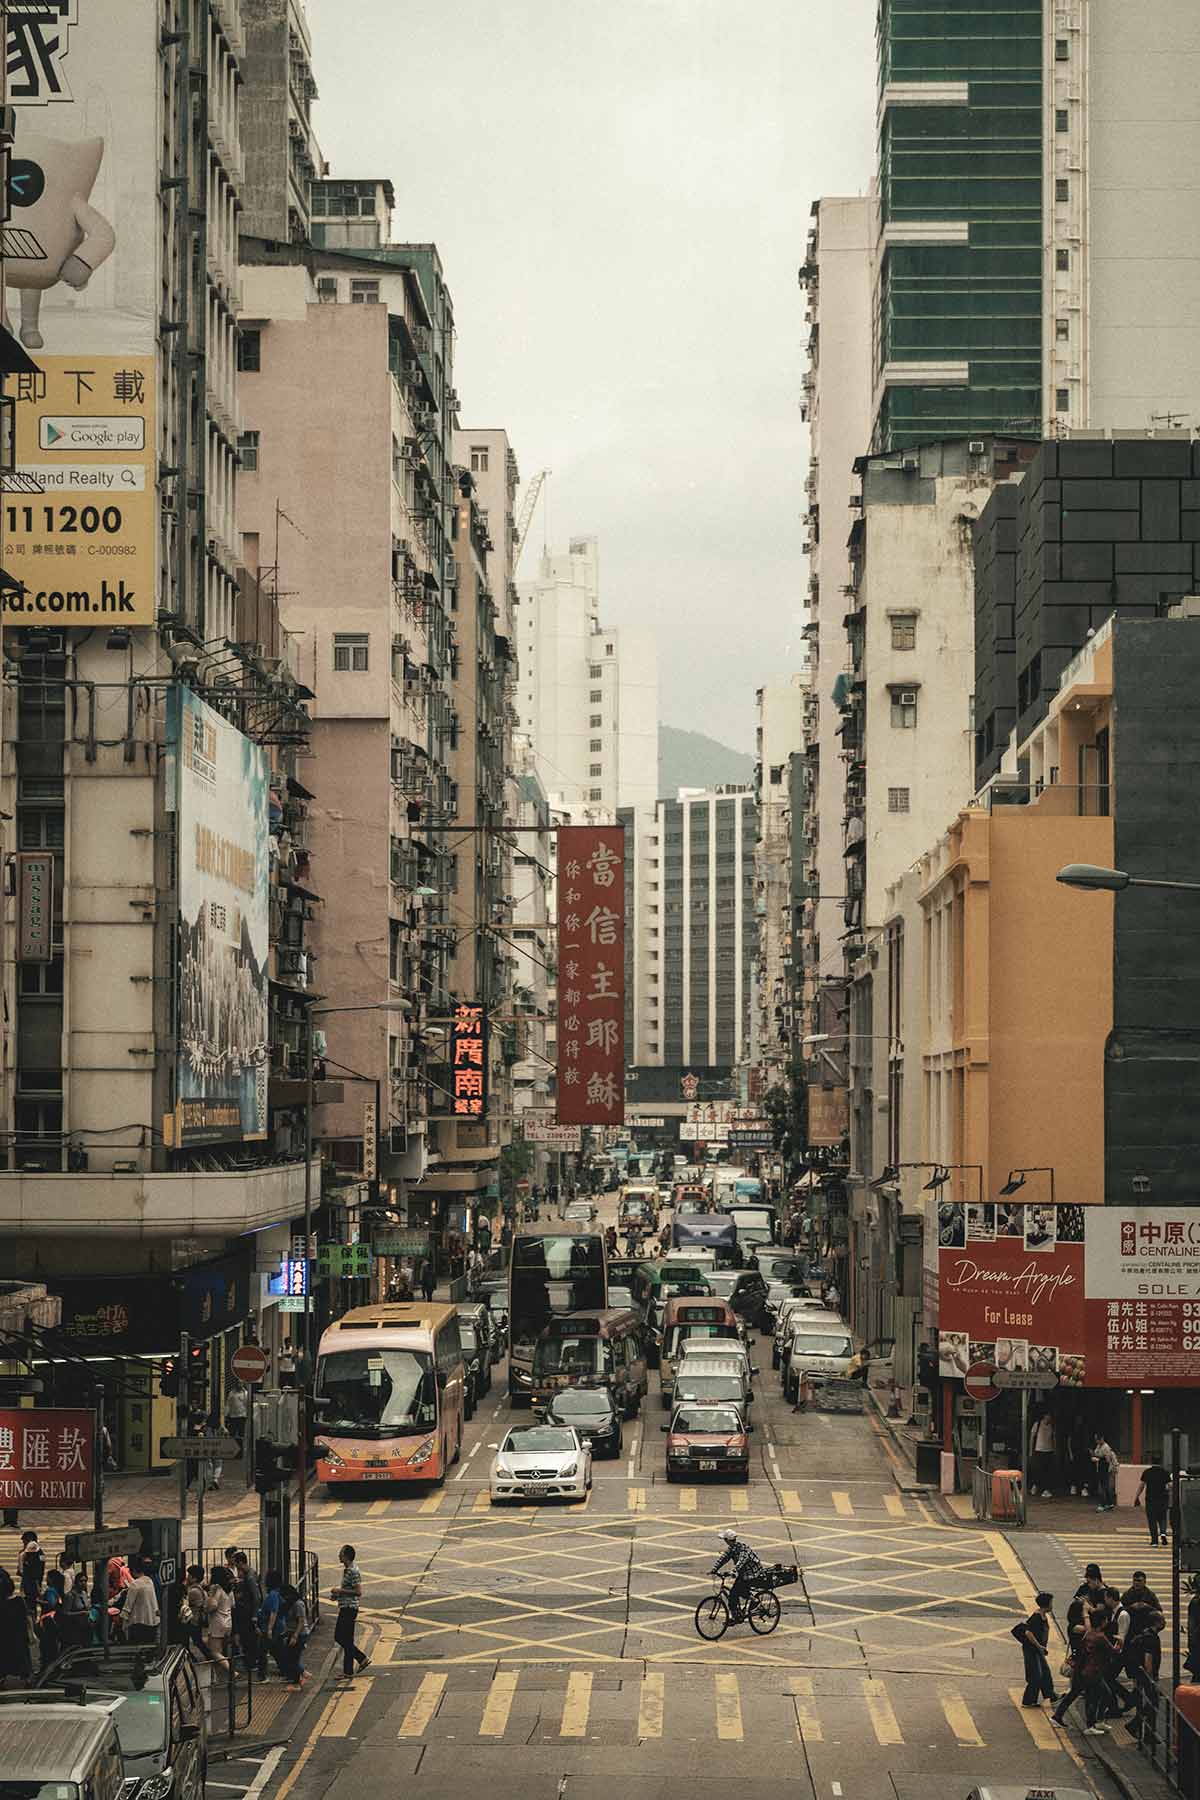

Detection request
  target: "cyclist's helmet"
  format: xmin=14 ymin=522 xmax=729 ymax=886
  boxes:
xmin=719 ymin=1528 xmax=738 ymax=1544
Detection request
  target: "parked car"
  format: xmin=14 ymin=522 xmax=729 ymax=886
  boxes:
xmin=457 ymin=1303 xmax=493 ymax=1409
xmin=773 ymin=1301 xmax=841 ymax=1368
xmin=781 ymin=1325 xmax=855 ymax=1403
xmin=544 ymin=1384 xmax=623 ymax=1458
xmin=662 ymin=1402 xmax=751 ymax=1483
xmin=761 ymin=1280 xmax=808 ymax=1336
xmin=489 ymin=1423 xmax=593 ymax=1504
xmin=0 ymin=1695 xmax=126 ymax=1800
xmin=34 ymin=1643 xmax=208 ymax=1800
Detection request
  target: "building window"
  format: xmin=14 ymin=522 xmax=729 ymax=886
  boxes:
xmin=1055 ymin=36 xmax=1069 ymax=58
xmin=590 ymin=738 xmax=602 ymax=751
xmin=1055 ymin=178 xmax=1069 ymax=203
xmin=1056 ymin=387 xmax=1070 ymax=412
xmin=333 ymin=632 xmax=369 ymax=672
xmin=470 ymin=445 xmax=489 ymax=473
xmin=589 ymin=763 xmax=602 ymax=776
xmin=588 ymin=664 xmax=601 ymax=678
xmin=890 ymin=613 xmax=917 ymax=651
xmin=350 ymin=278 xmax=380 ymax=304
xmin=237 ymin=430 xmax=259 ymax=471
xmin=1056 ymin=317 xmax=1070 ymax=342
xmin=1055 ymin=108 xmax=1069 ymax=132
xmin=589 ymin=714 xmax=602 ymax=727
xmin=589 ymin=788 xmax=602 ymax=800
xmin=888 ymin=787 xmax=910 ymax=814
xmin=1055 ymin=248 xmax=1070 ymax=272
xmin=605 ymin=644 xmax=613 ymax=655
xmin=589 ymin=689 xmax=602 ymax=702
xmin=237 ymin=329 xmax=261 ymax=372
xmin=890 ymin=688 xmax=918 ymax=728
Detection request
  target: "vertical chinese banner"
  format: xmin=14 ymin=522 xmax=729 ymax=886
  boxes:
xmin=451 ymin=1002 xmax=488 ymax=1120
xmin=556 ymin=826 xmax=625 ymax=1125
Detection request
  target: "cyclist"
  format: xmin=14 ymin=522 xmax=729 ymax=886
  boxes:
xmin=711 ymin=1527 xmax=765 ymax=1623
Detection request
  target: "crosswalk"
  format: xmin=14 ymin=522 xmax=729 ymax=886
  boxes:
xmin=302 ymin=1486 xmax=917 ymax=1521
xmin=1053 ymin=1535 xmax=1175 ymax=1623
xmin=321 ymin=1659 xmax=1078 ymax=1749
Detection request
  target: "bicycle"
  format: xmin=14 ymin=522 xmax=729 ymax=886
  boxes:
xmin=693 ymin=1569 xmax=790 ymax=1640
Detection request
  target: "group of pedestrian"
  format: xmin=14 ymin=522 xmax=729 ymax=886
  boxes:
xmin=1024 ymin=1413 xmax=1122 ymax=1509
xmin=1013 ymin=1561 xmax=1165 ymax=1735
xmin=0 ymin=1532 xmax=108 ymax=1686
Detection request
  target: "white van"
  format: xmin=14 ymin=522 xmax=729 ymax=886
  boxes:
xmin=0 ymin=1696 xmax=127 ymax=1800
xmin=781 ymin=1325 xmax=855 ymax=1402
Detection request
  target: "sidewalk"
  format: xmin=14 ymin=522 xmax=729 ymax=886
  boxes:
xmin=0 ymin=1466 xmax=259 ymax=1566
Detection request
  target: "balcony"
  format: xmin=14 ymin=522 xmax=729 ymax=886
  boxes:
xmin=0 ymin=1159 xmax=321 ymax=1238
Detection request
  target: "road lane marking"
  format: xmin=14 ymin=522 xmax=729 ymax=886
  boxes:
xmin=316 ymin=1502 xmax=341 ymax=1519
xmin=275 ymin=1695 xmax=341 ymax=1800
xmin=474 ymin=1489 xmax=493 ymax=1512
xmin=1010 ymin=1687 xmax=1061 ymax=1750
xmin=628 ymin=1486 xmax=646 ymax=1511
xmin=467 ymin=1441 xmax=481 ymax=1457
xmin=637 ymin=1670 xmax=665 ymax=1739
xmin=419 ymin=1493 xmax=443 ymax=1514
xmin=560 ymin=1671 xmax=592 ymax=1737
xmin=831 ymin=1786 xmax=842 ymax=1797
xmin=939 ymin=1686 xmax=983 ymax=1746
xmin=832 ymin=1491 xmax=854 ymax=1516
xmin=987 ymin=1530 xmax=1040 ymax=1616
xmin=367 ymin=1499 xmax=390 ymax=1517
xmin=730 ymin=1489 xmax=749 ymax=1513
xmin=479 ymin=1670 xmax=519 ymax=1737
xmin=884 ymin=1494 xmax=905 ymax=1519
xmin=370 ymin=1627 xmax=403 ymax=1664
xmin=241 ymin=1750 xmax=286 ymax=1800
xmin=679 ymin=1487 xmax=697 ymax=1511
xmin=715 ymin=1672 xmax=743 ymax=1741
xmin=781 ymin=1490 xmax=802 ymax=1514
xmin=325 ymin=1682 xmax=371 ymax=1737
xmin=789 ymin=1673 xmax=823 ymax=1742
xmin=863 ymin=1677 xmax=904 ymax=1745
xmin=398 ymin=1672 xmax=446 ymax=1738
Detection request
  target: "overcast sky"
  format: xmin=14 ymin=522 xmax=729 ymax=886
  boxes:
xmin=307 ymin=0 xmax=875 ymax=750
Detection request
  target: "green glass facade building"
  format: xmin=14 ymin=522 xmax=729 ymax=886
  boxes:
xmin=876 ymin=0 xmax=1044 ymax=449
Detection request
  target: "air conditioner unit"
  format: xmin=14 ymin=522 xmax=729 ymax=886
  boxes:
xmin=316 ymin=277 xmax=337 ymax=302
xmin=898 ymin=690 xmax=917 ymax=707
xmin=901 ymin=455 xmax=919 ymax=473
xmin=968 ymin=439 xmax=986 ymax=455
xmin=444 ymin=555 xmax=458 ymax=585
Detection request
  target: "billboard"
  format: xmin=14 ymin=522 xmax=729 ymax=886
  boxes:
xmin=450 ymin=1002 xmax=488 ymax=1119
xmin=1084 ymin=1208 xmax=1200 ymax=1387
xmin=16 ymin=850 xmax=54 ymax=961
xmin=168 ymin=689 xmax=269 ymax=1145
xmin=807 ymin=1086 xmax=849 ymax=1147
xmin=0 ymin=1407 xmax=95 ymax=1510
xmin=556 ymin=826 xmax=625 ymax=1126
xmin=4 ymin=3 xmax=160 ymax=624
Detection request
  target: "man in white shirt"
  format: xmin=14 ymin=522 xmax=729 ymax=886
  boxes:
xmin=1031 ymin=1412 xmax=1056 ymax=1496
xmin=123 ymin=1556 xmax=160 ymax=1645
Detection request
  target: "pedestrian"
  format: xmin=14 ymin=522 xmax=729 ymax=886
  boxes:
xmin=1121 ymin=1570 xmax=1162 ymax=1614
xmin=1134 ymin=1459 xmax=1171 ymax=1546
xmin=106 ymin=1556 xmax=133 ymax=1638
xmin=231 ymin=1553 xmax=261 ymax=1672
xmin=123 ymin=1555 xmax=160 ymax=1646
xmin=1054 ymin=1607 xmax=1113 ymax=1733
xmin=0 ymin=1569 xmax=33 ymax=1690
xmin=1092 ymin=1433 xmax=1118 ymax=1512
xmin=1129 ymin=1610 xmax=1165 ymax=1688
xmin=38 ymin=1571 xmax=65 ymax=1672
xmin=17 ymin=1531 xmax=44 ymax=1605
xmin=224 ymin=1379 xmax=248 ymax=1455
xmin=257 ymin=1568 xmax=283 ymax=1679
xmin=419 ymin=1256 xmax=435 ymax=1303
xmin=181 ymin=1566 xmax=208 ymax=1658
xmin=331 ymin=1544 xmax=371 ymax=1683
xmin=1015 ymin=1591 xmax=1058 ymax=1706
xmin=278 ymin=1584 xmax=309 ymax=1690
xmin=1066 ymin=1417 xmax=1092 ymax=1497
xmin=59 ymin=1571 xmax=91 ymax=1650
xmin=1103 ymin=1587 xmax=1135 ymax=1713
xmin=1030 ymin=1412 xmax=1056 ymax=1497
xmin=205 ymin=1566 xmax=233 ymax=1670
xmin=824 ymin=1281 xmax=840 ymax=1312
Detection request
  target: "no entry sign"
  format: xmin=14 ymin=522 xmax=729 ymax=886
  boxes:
xmin=230 ymin=1343 xmax=268 ymax=1384
xmin=965 ymin=1361 xmax=999 ymax=1404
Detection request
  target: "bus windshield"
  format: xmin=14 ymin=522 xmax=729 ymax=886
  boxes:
xmin=315 ymin=1347 xmax=437 ymax=1436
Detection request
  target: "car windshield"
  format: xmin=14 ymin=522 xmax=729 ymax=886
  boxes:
xmin=674 ymin=1408 xmax=742 ymax=1434
xmin=532 ymin=1334 xmax=609 ymax=1377
xmin=703 ymin=1274 xmax=739 ymax=1298
xmin=315 ymin=1347 xmax=437 ymax=1435
xmin=757 ymin=1254 xmax=806 ymax=1280
xmin=793 ymin=1335 xmax=853 ymax=1357
xmin=0 ymin=1786 xmax=81 ymax=1800
xmin=551 ymin=1392 xmax=612 ymax=1417
xmin=113 ymin=1690 xmax=170 ymax=1757
xmin=666 ymin=1322 xmax=735 ymax=1358
xmin=675 ymin=1377 xmax=740 ymax=1403
xmin=459 ymin=1321 xmax=478 ymax=1352
xmin=608 ymin=1287 xmax=633 ymax=1307
xmin=502 ymin=1427 xmax=576 ymax=1455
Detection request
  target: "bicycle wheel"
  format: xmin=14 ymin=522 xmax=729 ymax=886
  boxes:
xmin=747 ymin=1590 xmax=781 ymax=1635
xmin=694 ymin=1592 xmax=730 ymax=1641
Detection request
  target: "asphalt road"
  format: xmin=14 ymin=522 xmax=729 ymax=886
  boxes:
xmin=270 ymin=1195 xmax=1128 ymax=1800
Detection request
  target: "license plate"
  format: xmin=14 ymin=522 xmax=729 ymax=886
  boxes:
xmin=523 ymin=1483 xmax=548 ymax=1497
xmin=363 ymin=1471 xmax=391 ymax=1480
xmin=699 ymin=1459 xmax=717 ymax=1470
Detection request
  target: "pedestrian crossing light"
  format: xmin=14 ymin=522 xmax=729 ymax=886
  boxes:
xmin=254 ymin=1438 xmax=294 ymax=1495
xmin=186 ymin=1342 xmax=209 ymax=1413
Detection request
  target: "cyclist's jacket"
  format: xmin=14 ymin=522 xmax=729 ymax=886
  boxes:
xmin=712 ymin=1537 xmax=764 ymax=1580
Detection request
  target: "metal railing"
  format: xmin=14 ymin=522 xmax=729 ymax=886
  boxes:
xmin=1134 ymin=1672 xmax=1200 ymax=1800
xmin=970 ymin=1466 xmax=1026 ymax=1525
xmin=180 ymin=1548 xmax=320 ymax=1630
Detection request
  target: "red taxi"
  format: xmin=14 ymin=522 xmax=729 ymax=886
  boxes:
xmin=661 ymin=1401 xmax=750 ymax=1484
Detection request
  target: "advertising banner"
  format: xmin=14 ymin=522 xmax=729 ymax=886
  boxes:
xmin=169 ymin=689 xmax=270 ymax=1146
xmin=16 ymin=850 xmax=54 ymax=961
xmin=557 ymin=826 xmax=625 ymax=1125
xmin=5 ymin=4 xmax=160 ymax=625
xmin=1084 ymin=1208 xmax=1200 ymax=1387
xmin=807 ymin=1086 xmax=849 ymax=1147
xmin=936 ymin=1200 xmax=1086 ymax=1386
xmin=679 ymin=1122 xmax=730 ymax=1144
xmin=450 ymin=1002 xmax=488 ymax=1118
xmin=521 ymin=1120 xmax=583 ymax=1149
xmin=0 ymin=1407 xmax=95 ymax=1510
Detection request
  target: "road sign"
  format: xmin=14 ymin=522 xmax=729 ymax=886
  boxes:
xmin=964 ymin=1361 xmax=1000 ymax=1404
xmin=65 ymin=1526 xmax=144 ymax=1562
xmin=159 ymin=1435 xmax=240 ymax=1460
xmin=993 ymin=1368 xmax=1060 ymax=1392
xmin=159 ymin=1557 xmax=177 ymax=1586
xmin=230 ymin=1344 xmax=268 ymax=1384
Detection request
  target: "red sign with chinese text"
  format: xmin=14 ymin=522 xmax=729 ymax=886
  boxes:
xmin=0 ymin=1407 xmax=96 ymax=1510
xmin=450 ymin=1002 xmax=488 ymax=1120
xmin=556 ymin=826 xmax=625 ymax=1125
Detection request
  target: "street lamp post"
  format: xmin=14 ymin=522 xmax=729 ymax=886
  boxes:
xmin=1057 ymin=862 xmax=1200 ymax=895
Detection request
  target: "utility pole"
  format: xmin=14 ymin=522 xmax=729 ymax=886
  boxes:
xmin=178 ymin=1331 xmax=190 ymax=1523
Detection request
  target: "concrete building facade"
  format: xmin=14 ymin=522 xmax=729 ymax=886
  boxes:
xmin=751 ymin=677 xmax=809 ymax=1095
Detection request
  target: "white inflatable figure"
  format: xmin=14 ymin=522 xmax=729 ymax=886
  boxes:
xmin=3 ymin=133 xmax=116 ymax=348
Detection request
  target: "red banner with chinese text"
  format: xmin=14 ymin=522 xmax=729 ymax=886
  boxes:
xmin=0 ymin=1407 xmax=96 ymax=1510
xmin=450 ymin=1002 xmax=488 ymax=1121
xmin=556 ymin=825 xmax=625 ymax=1125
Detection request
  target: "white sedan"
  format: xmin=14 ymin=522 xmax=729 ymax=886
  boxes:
xmin=489 ymin=1424 xmax=593 ymax=1504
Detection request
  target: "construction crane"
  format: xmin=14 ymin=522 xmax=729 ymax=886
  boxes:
xmin=513 ymin=468 xmax=549 ymax=572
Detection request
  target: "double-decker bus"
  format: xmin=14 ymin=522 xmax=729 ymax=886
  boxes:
xmin=508 ymin=1226 xmax=606 ymax=1403
xmin=313 ymin=1302 xmax=465 ymax=1485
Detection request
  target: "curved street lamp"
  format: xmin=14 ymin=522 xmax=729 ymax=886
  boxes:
xmin=1057 ymin=863 xmax=1200 ymax=894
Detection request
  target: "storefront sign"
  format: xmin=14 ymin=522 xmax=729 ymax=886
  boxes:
xmin=807 ymin=1086 xmax=849 ymax=1147
xmin=363 ymin=1098 xmax=377 ymax=1182
xmin=450 ymin=1001 xmax=488 ymax=1119
xmin=729 ymin=1128 xmax=773 ymax=1150
xmin=180 ymin=1251 xmax=252 ymax=1340
xmin=0 ymin=1407 xmax=95 ymax=1510
xmin=936 ymin=1201 xmax=1084 ymax=1386
xmin=52 ymin=1276 xmax=176 ymax=1356
xmin=275 ymin=1259 xmax=309 ymax=1297
xmin=16 ymin=851 xmax=54 ymax=962
xmin=317 ymin=1243 xmax=373 ymax=1279
xmin=372 ymin=1229 xmax=431 ymax=1257
xmin=683 ymin=1104 xmax=763 ymax=1126
xmin=522 ymin=1119 xmax=583 ymax=1149
xmin=679 ymin=1123 xmax=730 ymax=1144
xmin=556 ymin=826 xmax=625 ymax=1126
xmin=1084 ymin=1208 xmax=1200 ymax=1387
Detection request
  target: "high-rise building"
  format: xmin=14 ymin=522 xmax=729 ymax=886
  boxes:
xmin=239 ymin=0 xmax=325 ymax=244
xmin=751 ymin=677 xmax=810 ymax=1095
xmin=517 ymin=537 xmax=658 ymax=814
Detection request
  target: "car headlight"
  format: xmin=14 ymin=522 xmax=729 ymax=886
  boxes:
xmin=139 ymin=1776 xmax=175 ymax=1800
xmin=409 ymin=1435 xmax=436 ymax=1467
xmin=560 ymin=1461 xmax=578 ymax=1477
xmin=515 ymin=1369 xmax=532 ymax=1385
xmin=494 ymin=1462 xmax=512 ymax=1478
xmin=668 ymin=1447 xmax=688 ymax=1459
xmin=319 ymin=1447 xmax=344 ymax=1471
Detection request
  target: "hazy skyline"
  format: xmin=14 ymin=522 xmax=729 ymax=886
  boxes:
xmin=307 ymin=0 xmax=876 ymax=749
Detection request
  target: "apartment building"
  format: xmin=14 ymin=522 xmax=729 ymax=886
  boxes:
xmin=239 ymin=0 xmax=324 ymax=243
xmin=751 ymin=677 xmax=809 ymax=1095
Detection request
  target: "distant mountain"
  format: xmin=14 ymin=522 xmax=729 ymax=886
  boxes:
xmin=659 ymin=725 xmax=754 ymax=799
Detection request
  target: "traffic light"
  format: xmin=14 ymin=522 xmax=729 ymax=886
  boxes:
xmin=159 ymin=1357 xmax=179 ymax=1400
xmin=186 ymin=1343 xmax=209 ymax=1414
xmin=254 ymin=1439 xmax=295 ymax=1495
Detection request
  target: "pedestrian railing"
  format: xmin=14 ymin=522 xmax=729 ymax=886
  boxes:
xmin=1134 ymin=1672 xmax=1200 ymax=1800
xmin=969 ymin=1466 xmax=1026 ymax=1525
xmin=972 ymin=1464 xmax=990 ymax=1519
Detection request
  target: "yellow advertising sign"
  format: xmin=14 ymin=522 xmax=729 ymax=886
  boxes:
xmin=4 ymin=354 xmax=156 ymax=626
